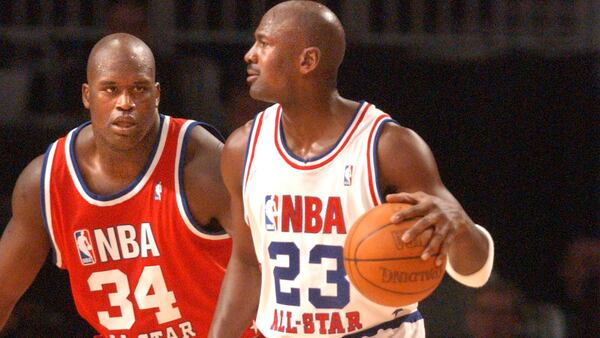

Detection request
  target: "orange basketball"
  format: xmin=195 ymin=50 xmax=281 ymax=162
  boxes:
xmin=343 ymin=203 xmax=446 ymax=307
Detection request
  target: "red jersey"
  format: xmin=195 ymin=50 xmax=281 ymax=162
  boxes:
xmin=41 ymin=115 xmax=256 ymax=337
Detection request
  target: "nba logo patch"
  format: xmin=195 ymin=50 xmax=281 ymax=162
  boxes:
xmin=264 ymin=195 xmax=279 ymax=231
xmin=74 ymin=230 xmax=96 ymax=265
xmin=154 ymin=181 xmax=162 ymax=201
xmin=344 ymin=165 xmax=353 ymax=186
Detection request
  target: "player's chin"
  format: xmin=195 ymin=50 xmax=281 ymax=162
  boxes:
xmin=108 ymin=133 xmax=144 ymax=151
xmin=248 ymin=86 xmax=262 ymax=100
xmin=248 ymin=87 xmax=275 ymax=104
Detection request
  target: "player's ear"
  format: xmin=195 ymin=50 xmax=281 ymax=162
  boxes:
xmin=299 ymin=47 xmax=320 ymax=75
xmin=82 ymin=83 xmax=90 ymax=109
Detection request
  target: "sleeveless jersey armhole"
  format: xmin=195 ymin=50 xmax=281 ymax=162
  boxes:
xmin=40 ymin=141 xmax=64 ymax=268
xmin=175 ymin=121 xmax=229 ymax=240
xmin=367 ymin=116 xmax=399 ymax=206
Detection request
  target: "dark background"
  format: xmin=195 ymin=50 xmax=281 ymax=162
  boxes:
xmin=0 ymin=0 xmax=598 ymax=337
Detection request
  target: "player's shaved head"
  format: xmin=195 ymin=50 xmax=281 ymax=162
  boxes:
xmin=86 ymin=33 xmax=155 ymax=82
xmin=264 ymin=1 xmax=346 ymax=81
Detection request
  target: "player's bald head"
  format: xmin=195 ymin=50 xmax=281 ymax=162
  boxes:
xmin=264 ymin=1 xmax=346 ymax=77
xmin=86 ymin=33 xmax=155 ymax=82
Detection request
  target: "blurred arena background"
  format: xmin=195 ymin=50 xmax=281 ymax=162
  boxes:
xmin=0 ymin=1 xmax=597 ymax=337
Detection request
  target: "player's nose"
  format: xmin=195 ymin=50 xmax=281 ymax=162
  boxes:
xmin=244 ymin=43 xmax=258 ymax=64
xmin=116 ymin=90 xmax=135 ymax=111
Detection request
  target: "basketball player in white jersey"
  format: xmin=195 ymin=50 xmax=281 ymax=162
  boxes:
xmin=209 ymin=1 xmax=494 ymax=337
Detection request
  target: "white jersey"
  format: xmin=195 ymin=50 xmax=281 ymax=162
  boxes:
xmin=243 ymin=102 xmax=425 ymax=338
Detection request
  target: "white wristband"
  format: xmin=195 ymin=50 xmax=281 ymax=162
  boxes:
xmin=445 ymin=224 xmax=494 ymax=288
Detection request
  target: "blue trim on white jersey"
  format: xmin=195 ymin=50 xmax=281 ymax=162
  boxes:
xmin=242 ymin=112 xmax=262 ymax=196
xmin=278 ymin=100 xmax=366 ymax=163
xmin=68 ymin=115 xmax=165 ymax=201
xmin=177 ymin=121 xmax=227 ymax=236
xmin=372 ymin=118 xmax=400 ymax=203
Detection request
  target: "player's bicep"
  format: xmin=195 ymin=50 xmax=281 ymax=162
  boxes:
xmin=220 ymin=124 xmax=249 ymax=197
xmin=227 ymin=192 xmax=258 ymax=265
xmin=377 ymin=123 xmax=448 ymax=196
xmin=184 ymin=125 xmax=230 ymax=227
xmin=0 ymin=156 xmax=49 ymax=306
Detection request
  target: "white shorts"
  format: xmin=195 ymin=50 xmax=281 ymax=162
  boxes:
xmin=342 ymin=311 xmax=425 ymax=338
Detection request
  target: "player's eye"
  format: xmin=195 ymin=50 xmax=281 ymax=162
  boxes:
xmin=105 ymin=86 xmax=117 ymax=93
xmin=133 ymin=86 xmax=146 ymax=93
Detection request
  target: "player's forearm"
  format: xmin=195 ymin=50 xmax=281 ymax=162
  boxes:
xmin=448 ymin=223 xmax=489 ymax=273
xmin=209 ymin=256 xmax=261 ymax=338
xmin=447 ymin=224 xmax=494 ymax=287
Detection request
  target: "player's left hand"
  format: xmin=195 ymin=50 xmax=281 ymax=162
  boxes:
xmin=385 ymin=191 xmax=475 ymax=266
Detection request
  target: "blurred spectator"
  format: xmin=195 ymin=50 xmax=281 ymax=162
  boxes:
xmin=0 ymin=40 xmax=32 ymax=122
xmin=521 ymin=302 xmax=566 ymax=338
xmin=221 ymin=80 xmax=270 ymax=137
xmin=559 ymin=236 xmax=600 ymax=337
xmin=465 ymin=274 xmax=527 ymax=338
xmin=106 ymin=0 xmax=150 ymax=42
xmin=0 ymin=297 xmax=61 ymax=338
xmin=419 ymin=275 xmax=474 ymax=337
xmin=465 ymin=273 xmax=566 ymax=338
xmin=0 ymin=66 xmax=30 ymax=121
xmin=106 ymin=0 xmax=224 ymax=126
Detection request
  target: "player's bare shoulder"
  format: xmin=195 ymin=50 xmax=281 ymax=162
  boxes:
xmin=224 ymin=119 xmax=254 ymax=155
xmin=13 ymin=155 xmax=44 ymax=209
xmin=378 ymin=123 xmax=426 ymax=151
xmin=10 ymin=155 xmax=46 ymax=233
xmin=181 ymin=124 xmax=228 ymax=226
xmin=184 ymin=124 xmax=224 ymax=167
xmin=377 ymin=121 xmax=441 ymax=193
xmin=221 ymin=119 xmax=254 ymax=188
xmin=182 ymin=124 xmax=223 ymax=199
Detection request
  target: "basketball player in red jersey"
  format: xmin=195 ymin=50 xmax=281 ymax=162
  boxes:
xmin=0 ymin=33 xmax=258 ymax=337
xmin=209 ymin=1 xmax=495 ymax=337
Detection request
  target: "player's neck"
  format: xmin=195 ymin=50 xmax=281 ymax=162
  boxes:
xmin=77 ymin=124 xmax=159 ymax=194
xmin=97 ymin=145 xmax=153 ymax=175
xmin=100 ymin=121 xmax=158 ymax=167
xmin=279 ymin=93 xmax=359 ymax=160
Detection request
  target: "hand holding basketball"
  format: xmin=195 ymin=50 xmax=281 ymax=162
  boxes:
xmin=343 ymin=203 xmax=446 ymax=307
xmin=386 ymin=191 xmax=478 ymax=267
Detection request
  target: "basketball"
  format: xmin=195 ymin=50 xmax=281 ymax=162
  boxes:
xmin=343 ymin=203 xmax=446 ymax=307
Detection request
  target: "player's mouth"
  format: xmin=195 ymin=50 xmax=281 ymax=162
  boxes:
xmin=247 ymin=69 xmax=259 ymax=82
xmin=111 ymin=116 xmax=137 ymax=134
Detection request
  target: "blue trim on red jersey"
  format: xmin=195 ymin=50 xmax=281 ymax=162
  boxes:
xmin=69 ymin=115 xmax=165 ymax=201
xmin=40 ymin=142 xmax=58 ymax=265
xmin=342 ymin=310 xmax=423 ymax=338
xmin=196 ymin=121 xmax=225 ymax=142
xmin=178 ymin=121 xmax=227 ymax=236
